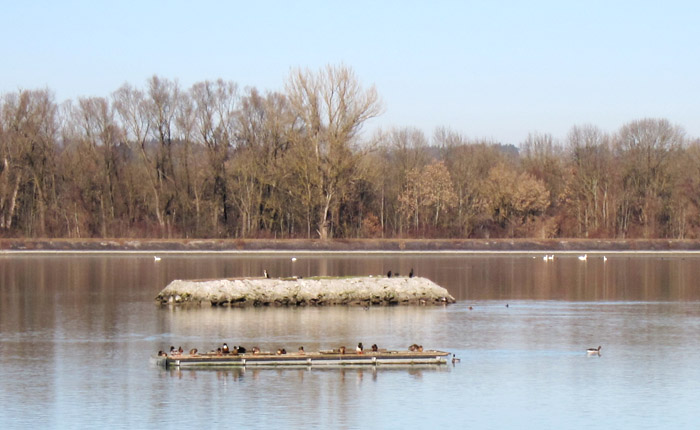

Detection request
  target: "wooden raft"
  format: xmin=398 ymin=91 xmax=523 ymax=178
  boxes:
xmin=156 ymin=349 xmax=451 ymax=369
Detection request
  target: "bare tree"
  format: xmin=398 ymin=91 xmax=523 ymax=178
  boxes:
xmin=376 ymin=127 xmax=429 ymax=236
xmin=285 ymin=64 xmax=382 ymax=239
xmin=435 ymin=128 xmax=507 ymax=236
xmin=614 ymin=118 xmax=684 ymax=237
xmin=233 ymin=88 xmax=295 ymax=236
xmin=398 ymin=160 xmax=457 ymax=233
xmin=189 ymin=79 xmax=239 ymax=236
xmin=563 ymin=125 xmax=612 ymax=236
xmin=0 ymin=89 xmax=59 ymax=235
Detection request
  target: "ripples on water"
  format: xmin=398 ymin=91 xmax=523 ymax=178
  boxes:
xmin=1 ymin=253 xmax=700 ymax=428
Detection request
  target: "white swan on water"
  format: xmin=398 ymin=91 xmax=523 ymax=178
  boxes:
xmin=154 ymin=256 xmax=161 ymax=262
xmin=578 ymin=254 xmax=587 ymax=261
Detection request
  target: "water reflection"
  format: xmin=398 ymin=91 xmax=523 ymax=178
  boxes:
xmin=162 ymin=365 xmax=445 ymax=381
xmin=4 ymin=253 xmax=700 ymax=306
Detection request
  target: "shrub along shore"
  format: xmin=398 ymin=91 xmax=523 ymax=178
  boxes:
xmin=2 ymin=238 xmax=700 ymax=252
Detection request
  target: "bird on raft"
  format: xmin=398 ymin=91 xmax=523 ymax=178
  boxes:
xmin=356 ymin=342 xmax=364 ymax=354
xmin=587 ymin=346 xmax=602 ymax=356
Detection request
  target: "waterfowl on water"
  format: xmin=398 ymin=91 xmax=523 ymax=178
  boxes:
xmin=578 ymin=254 xmax=588 ymax=261
xmin=154 ymin=256 xmax=161 ymax=262
xmin=587 ymin=346 xmax=602 ymax=355
xmin=452 ymin=356 xmax=461 ymax=364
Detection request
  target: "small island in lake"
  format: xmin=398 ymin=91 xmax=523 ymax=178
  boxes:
xmin=155 ymin=276 xmax=456 ymax=307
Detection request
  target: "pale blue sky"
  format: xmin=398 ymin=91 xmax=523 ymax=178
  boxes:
xmin=2 ymin=0 xmax=698 ymax=144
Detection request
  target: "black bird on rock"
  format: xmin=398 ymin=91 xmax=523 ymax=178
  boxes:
xmin=387 ymin=270 xmax=392 ymax=278
xmin=409 ymin=268 xmax=414 ymax=278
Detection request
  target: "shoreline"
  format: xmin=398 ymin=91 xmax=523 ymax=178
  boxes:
xmin=3 ymin=238 xmax=700 ymax=252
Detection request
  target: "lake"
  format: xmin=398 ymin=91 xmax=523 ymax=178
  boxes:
xmin=1 ymin=252 xmax=699 ymax=428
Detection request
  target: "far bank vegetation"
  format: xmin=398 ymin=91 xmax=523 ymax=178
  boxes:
xmin=1 ymin=64 xmax=698 ymax=240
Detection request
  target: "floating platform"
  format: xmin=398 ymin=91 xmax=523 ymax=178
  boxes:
xmin=156 ymin=349 xmax=451 ymax=369
xmin=155 ymin=276 xmax=456 ymax=307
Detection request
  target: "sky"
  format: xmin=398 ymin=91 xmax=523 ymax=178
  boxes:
xmin=1 ymin=0 xmax=698 ymax=145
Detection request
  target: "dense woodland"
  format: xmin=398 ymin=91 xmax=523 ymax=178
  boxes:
xmin=1 ymin=64 xmax=699 ymax=240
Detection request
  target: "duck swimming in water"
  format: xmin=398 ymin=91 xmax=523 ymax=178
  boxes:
xmin=587 ymin=346 xmax=602 ymax=356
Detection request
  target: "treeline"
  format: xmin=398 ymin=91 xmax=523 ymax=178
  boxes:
xmin=1 ymin=64 xmax=699 ymax=239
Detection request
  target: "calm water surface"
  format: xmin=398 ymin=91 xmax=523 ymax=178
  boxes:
xmin=1 ymin=252 xmax=700 ymax=429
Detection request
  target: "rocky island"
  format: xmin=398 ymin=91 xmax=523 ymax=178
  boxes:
xmin=155 ymin=276 xmax=456 ymax=307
